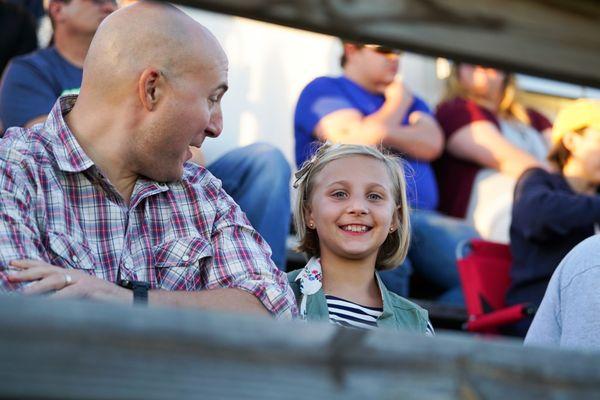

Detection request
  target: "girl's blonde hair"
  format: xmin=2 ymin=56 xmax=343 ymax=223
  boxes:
xmin=444 ymin=63 xmax=531 ymax=125
xmin=293 ymin=143 xmax=410 ymax=270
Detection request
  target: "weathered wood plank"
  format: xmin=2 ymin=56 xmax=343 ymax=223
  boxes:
xmin=0 ymin=295 xmax=599 ymax=399
xmin=168 ymin=0 xmax=600 ymax=88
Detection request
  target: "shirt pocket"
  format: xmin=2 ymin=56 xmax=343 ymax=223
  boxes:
xmin=47 ymin=233 xmax=96 ymax=271
xmin=153 ymin=237 xmax=212 ymax=291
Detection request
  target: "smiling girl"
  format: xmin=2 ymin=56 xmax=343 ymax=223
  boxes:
xmin=288 ymin=143 xmax=433 ymax=334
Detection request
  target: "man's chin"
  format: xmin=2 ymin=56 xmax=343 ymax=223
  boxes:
xmin=143 ymin=167 xmax=183 ymax=184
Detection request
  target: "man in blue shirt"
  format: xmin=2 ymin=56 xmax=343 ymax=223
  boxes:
xmin=295 ymin=43 xmax=441 ymax=210
xmin=294 ymin=42 xmax=477 ymax=301
xmin=0 ymin=0 xmax=117 ymax=129
xmin=0 ymin=0 xmax=291 ymax=270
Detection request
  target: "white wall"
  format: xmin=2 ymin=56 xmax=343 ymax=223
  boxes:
xmin=181 ymin=7 xmax=443 ymax=166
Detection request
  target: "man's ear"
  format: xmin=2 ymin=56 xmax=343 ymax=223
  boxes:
xmin=138 ymin=68 xmax=162 ymax=111
xmin=48 ymin=1 xmax=64 ymax=24
xmin=343 ymin=43 xmax=360 ymax=59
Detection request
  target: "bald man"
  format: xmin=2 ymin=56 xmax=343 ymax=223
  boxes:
xmin=0 ymin=2 xmax=297 ymax=318
xmin=0 ymin=0 xmax=290 ymax=271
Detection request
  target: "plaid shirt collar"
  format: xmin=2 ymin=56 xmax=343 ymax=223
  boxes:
xmin=44 ymin=95 xmax=169 ymax=198
xmin=45 ymin=95 xmax=96 ymax=173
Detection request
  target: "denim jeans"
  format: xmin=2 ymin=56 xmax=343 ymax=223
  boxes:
xmin=380 ymin=209 xmax=479 ymax=305
xmin=207 ymin=143 xmax=291 ymax=270
xmin=379 ymin=259 xmax=413 ymax=298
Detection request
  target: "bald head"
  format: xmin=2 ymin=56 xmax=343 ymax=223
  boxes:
xmin=67 ymin=1 xmax=229 ymax=185
xmin=81 ymin=1 xmax=226 ymax=100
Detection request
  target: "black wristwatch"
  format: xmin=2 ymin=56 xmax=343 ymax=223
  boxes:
xmin=118 ymin=279 xmax=151 ymax=305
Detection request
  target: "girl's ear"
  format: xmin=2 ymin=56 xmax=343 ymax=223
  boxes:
xmin=304 ymin=206 xmax=315 ymax=229
xmin=389 ymin=205 xmax=401 ymax=232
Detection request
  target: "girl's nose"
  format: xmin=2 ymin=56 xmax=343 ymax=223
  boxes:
xmin=347 ymin=200 xmax=369 ymax=215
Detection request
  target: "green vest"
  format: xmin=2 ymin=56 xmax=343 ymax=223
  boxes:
xmin=287 ymin=269 xmax=430 ymax=333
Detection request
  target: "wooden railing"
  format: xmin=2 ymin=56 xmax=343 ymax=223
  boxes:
xmin=171 ymin=0 xmax=600 ymax=88
xmin=0 ymin=294 xmax=599 ymax=399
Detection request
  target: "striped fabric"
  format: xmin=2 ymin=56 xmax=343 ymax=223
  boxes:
xmin=326 ymin=295 xmax=436 ymax=335
xmin=425 ymin=321 xmax=435 ymax=336
xmin=326 ymin=295 xmax=383 ymax=330
xmin=0 ymin=96 xmax=297 ymax=318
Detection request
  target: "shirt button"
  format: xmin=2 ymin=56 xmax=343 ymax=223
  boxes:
xmin=182 ymin=255 xmax=190 ymax=262
xmin=72 ymin=255 xmax=79 ymax=263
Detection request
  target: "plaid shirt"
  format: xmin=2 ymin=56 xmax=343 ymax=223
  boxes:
xmin=0 ymin=96 xmax=297 ymax=318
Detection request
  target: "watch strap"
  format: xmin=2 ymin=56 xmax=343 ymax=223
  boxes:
xmin=118 ymin=279 xmax=150 ymax=305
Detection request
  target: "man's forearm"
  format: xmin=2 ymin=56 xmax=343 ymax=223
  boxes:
xmin=148 ymin=287 xmax=270 ymax=315
xmin=366 ymin=93 xmax=412 ymax=130
xmin=382 ymin=116 xmax=444 ymax=161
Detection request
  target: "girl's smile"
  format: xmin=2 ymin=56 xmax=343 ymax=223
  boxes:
xmin=306 ymin=155 xmax=399 ymax=264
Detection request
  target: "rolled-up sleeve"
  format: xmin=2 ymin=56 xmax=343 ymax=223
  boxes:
xmin=204 ymin=184 xmax=298 ymax=319
xmin=0 ymin=157 xmax=46 ymax=292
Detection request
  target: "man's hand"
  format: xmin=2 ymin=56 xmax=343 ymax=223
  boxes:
xmin=384 ymin=79 xmax=413 ymax=111
xmin=6 ymin=260 xmax=132 ymax=304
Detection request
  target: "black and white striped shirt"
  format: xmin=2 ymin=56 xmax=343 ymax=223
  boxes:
xmin=325 ymin=295 xmax=436 ymax=335
xmin=326 ymin=295 xmax=383 ymax=330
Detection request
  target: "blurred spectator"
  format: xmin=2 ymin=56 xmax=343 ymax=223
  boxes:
xmin=506 ymin=99 xmax=600 ymax=337
xmin=435 ymin=64 xmax=552 ymax=243
xmin=525 ymin=235 xmax=600 ymax=350
xmin=6 ymin=0 xmax=44 ymax=23
xmin=0 ymin=0 xmax=37 ymax=77
xmin=0 ymin=0 xmax=117 ymax=129
xmin=294 ymin=42 xmax=478 ymax=303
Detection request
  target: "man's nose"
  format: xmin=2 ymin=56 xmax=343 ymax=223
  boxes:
xmin=205 ymin=115 xmax=223 ymax=138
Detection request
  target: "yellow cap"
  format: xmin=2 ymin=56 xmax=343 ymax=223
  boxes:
xmin=552 ymin=99 xmax=600 ymax=145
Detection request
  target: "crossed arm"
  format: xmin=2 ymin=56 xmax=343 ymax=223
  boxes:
xmin=313 ymin=81 xmax=443 ymax=161
xmin=445 ymin=120 xmax=546 ymax=178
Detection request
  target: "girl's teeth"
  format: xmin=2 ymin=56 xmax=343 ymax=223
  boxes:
xmin=344 ymin=225 xmax=367 ymax=232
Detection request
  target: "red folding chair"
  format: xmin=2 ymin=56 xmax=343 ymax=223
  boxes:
xmin=456 ymin=239 xmax=535 ymax=334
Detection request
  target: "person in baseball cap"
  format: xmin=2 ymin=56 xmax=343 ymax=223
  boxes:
xmin=548 ymin=99 xmax=600 ymax=175
xmin=506 ymin=98 xmax=600 ymax=337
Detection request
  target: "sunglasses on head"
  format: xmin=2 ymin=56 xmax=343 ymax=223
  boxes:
xmin=361 ymin=44 xmax=402 ymax=56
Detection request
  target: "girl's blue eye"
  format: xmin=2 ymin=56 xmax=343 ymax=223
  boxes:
xmin=368 ymin=193 xmax=383 ymax=200
xmin=332 ymin=191 xmax=347 ymax=198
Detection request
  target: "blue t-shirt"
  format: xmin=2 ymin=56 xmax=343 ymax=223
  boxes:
xmin=294 ymin=76 xmax=439 ymax=210
xmin=0 ymin=47 xmax=82 ymax=130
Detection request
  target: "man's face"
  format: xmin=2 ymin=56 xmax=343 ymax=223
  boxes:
xmin=134 ymin=49 xmax=229 ymax=182
xmin=55 ymin=0 xmax=117 ymax=36
xmin=347 ymin=44 xmax=400 ymax=93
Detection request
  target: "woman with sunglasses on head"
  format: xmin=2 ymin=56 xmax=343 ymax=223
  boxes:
xmin=434 ymin=64 xmax=552 ymax=243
